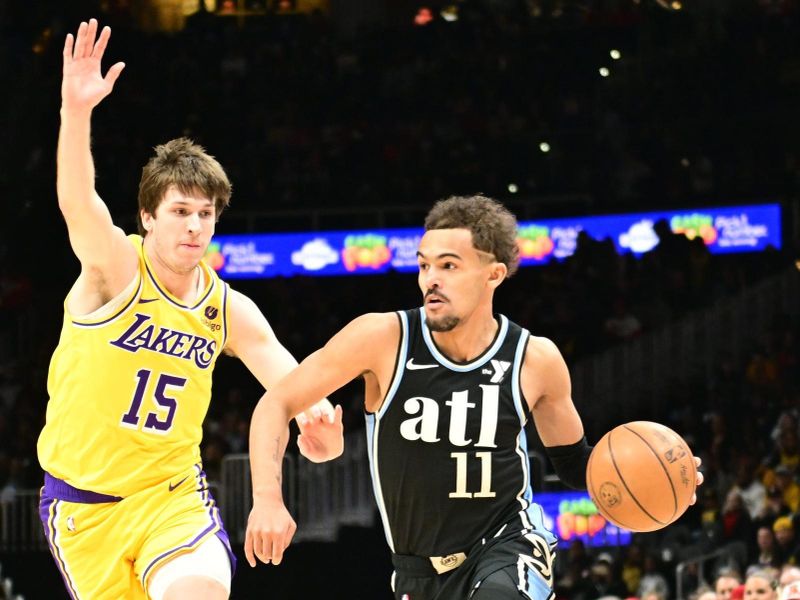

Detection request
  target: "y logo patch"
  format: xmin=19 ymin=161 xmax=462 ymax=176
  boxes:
xmin=489 ymin=360 xmax=511 ymax=383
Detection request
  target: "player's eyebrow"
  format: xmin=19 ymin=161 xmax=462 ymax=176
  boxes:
xmin=416 ymin=251 xmax=462 ymax=261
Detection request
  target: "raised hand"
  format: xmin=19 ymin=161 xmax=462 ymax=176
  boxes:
xmin=62 ymin=19 xmax=125 ymax=113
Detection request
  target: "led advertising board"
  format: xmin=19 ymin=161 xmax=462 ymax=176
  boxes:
xmin=207 ymin=203 xmax=781 ymax=279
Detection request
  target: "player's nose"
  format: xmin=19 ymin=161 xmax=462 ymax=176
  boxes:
xmin=186 ymin=212 xmax=201 ymax=232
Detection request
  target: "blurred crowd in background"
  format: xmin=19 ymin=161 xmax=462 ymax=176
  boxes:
xmin=1 ymin=0 xmax=800 ymax=598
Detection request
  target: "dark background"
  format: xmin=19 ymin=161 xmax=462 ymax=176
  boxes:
xmin=1 ymin=0 xmax=799 ymax=598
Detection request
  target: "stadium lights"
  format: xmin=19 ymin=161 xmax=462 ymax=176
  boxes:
xmin=610 ymin=49 xmax=621 ymax=60
xmin=414 ymin=7 xmax=434 ymax=26
xmin=599 ymin=67 xmax=610 ymax=77
xmin=441 ymin=5 xmax=459 ymax=21
xmin=539 ymin=142 xmax=551 ymax=153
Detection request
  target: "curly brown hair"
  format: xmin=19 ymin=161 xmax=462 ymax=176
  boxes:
xmin=424 ymin=195 xmax=520 ymax=277
xmin=136 ymin=138 xmax=232 ymax=236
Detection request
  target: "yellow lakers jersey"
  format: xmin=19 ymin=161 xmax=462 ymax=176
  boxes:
xmin=38 ymin=235 xmax=228 ymax=497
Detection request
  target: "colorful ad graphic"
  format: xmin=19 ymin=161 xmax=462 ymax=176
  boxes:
xmin=342 ymin=234 xmax=391 ymax=271
xmin=536 ymin=490 xmax=633 ymax=549
xmin=208 ymin=203 xmax=780 ymax=279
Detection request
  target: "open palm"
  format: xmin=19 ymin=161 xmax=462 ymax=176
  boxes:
xmin=62 ymin=19 xmax=125 ymax=112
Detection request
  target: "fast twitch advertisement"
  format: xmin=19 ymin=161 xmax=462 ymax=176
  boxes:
xmin=207 ymin=203 xmax=781 ymax=279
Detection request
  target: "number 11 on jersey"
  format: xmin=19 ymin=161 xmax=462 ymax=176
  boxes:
xmin=449 ymin=451 xmax=496 ymax=498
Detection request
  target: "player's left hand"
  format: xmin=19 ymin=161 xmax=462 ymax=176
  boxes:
xmin=689 ymin=456 xmax=704 ymax=505
xmin=296 ymin=400 xmax=344 ymax=463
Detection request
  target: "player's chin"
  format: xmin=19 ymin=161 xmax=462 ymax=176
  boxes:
xmin=426 ymin=314 xmax=459 ymax=332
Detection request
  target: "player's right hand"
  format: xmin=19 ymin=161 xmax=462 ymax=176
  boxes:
xmin=244 ymin=498 xmax=297 ymax=567
xmin=62 ymin=19 xmax=125 ymax=112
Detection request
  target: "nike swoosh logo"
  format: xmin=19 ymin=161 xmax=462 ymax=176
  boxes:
xmin=138 ymin=298 xmax=159 ymax=304
xmin=168 ymin=476 xmax=188 ymax=492
xmin=406 ymin=359 xmax=439 ymax=370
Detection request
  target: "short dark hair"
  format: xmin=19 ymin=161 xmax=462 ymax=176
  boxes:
xmin=424 ymin=195 xmax=520 ymax=277
xmin=137 ymin=138 xmax=232 ymax=236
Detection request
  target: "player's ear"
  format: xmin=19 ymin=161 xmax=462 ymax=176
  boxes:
xmin=487 ymin=262 xmax=507 ymax=289
xmin=140 ymin=210 xmax=153 ymax=232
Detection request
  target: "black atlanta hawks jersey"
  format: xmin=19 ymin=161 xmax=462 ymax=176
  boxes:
xmin=365 ymin=307 xmax=537 ymax=557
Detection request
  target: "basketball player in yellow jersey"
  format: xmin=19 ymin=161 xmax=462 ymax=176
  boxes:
xmin=36 ymin=19 xmax=344 ymax=600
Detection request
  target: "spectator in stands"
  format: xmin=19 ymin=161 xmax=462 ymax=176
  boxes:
xmin=714 ymin=567 xmax=743 ymax=600
xmin=774 ymin=516 xmax=800 ymax=566
xmin=781 ymin=580 xmax=800 ymax=600
xmin=721 ymin=489 xmax=756 ymax=554
xmin=779 ymin=566 xmax=800 ymax=589
xmin=554 ymin=538 xmax=592 ymax=596
xmin=571 ymin=553 xmax=629 ymax=600
xmin=637 ymin=551 xmax=670 ymax=600
xmin=693 ymin=586 xmax=717 ymax=600
xmin=757 ymin=484 xmax=794 ymax=531
xmin=744 ymin=570 xmax=779 ymax=600
xmin=772 ymin=465 xmax=800 ymax=514
xmin=755 ymin=526 xmax=782 ymax=570
xmin=731 ymin=457 xmax=768 ymax=522
xmin=621 ymin=543 xmax=645 ymax=596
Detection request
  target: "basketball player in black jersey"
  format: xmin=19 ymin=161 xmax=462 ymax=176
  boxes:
xmin=245 ymin=195 xmax=702 ymax=599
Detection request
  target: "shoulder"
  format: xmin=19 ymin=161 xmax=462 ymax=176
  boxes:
xmin=336 ymin=311 xmax=400 ymax=341
xmin=521 ymin=334 xmax=571 ymax=397
xmin=224 ymin=287 xmax=273 ymax=351
xmin=226 ymin=287 xmax=257 ymax=312
xmin=523 ymin=335 xmax=563 ymax=365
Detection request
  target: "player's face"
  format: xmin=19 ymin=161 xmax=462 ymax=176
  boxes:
xmin=744 ymin=576 xmax=776 ymax=600
xmin=142 ymin=186 xmax=216 ymax=274
xmin=717 ymin=577 xmax=740 ymax=600
xmin=417 ymin=228 xmax=499 ymax=332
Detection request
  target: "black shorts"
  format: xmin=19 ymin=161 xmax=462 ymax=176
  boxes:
xmin=391 ymin=529 xmax=556 ymax=600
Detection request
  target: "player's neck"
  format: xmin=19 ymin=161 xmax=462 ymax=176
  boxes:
xmin=145 ymin=245 xmax=203 ymax=303
xmin=431 ymin=309 xmax=498 ymax=363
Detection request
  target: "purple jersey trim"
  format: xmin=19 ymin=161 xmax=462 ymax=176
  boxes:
xmin=144 ymin=256 xmax=215 ymax=311
xmin=221 ymin=282 xmax=229 ymax=349
xmin=71 ymin=276 xmax=143 ymax=328
xmin=39 ymin=492 xmax=81 ymax=599
xmin=44 ymin=472 xmax=123 ymax=503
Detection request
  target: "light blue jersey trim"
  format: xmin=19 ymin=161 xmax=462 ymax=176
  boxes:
xmin=512 ymin=330 xmax=534 ymax=509
xmin=378 ymin=311 xmax=409 ymax=419
xmin=364 ymin=310 xmax=409 ymax=552
xmin=419 ymin=307 xmax=509 ymax=371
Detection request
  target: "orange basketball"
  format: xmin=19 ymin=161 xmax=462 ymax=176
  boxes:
xmin=586 ymin=421 xmax=697 ymax=533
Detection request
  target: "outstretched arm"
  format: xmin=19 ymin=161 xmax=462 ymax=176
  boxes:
xmin=224 ymin=289 xmax=343 ymax=462
xmin=58 ymin=19 xmax=135 ymax=302
xmin=244 ymin=312 xmax=398 ymax=567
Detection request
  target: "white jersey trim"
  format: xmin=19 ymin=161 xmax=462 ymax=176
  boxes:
xmin=418 ymin=307 xmax=509 ymax=372
xmin=512 ymin=329 xmax=533 ymax=515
